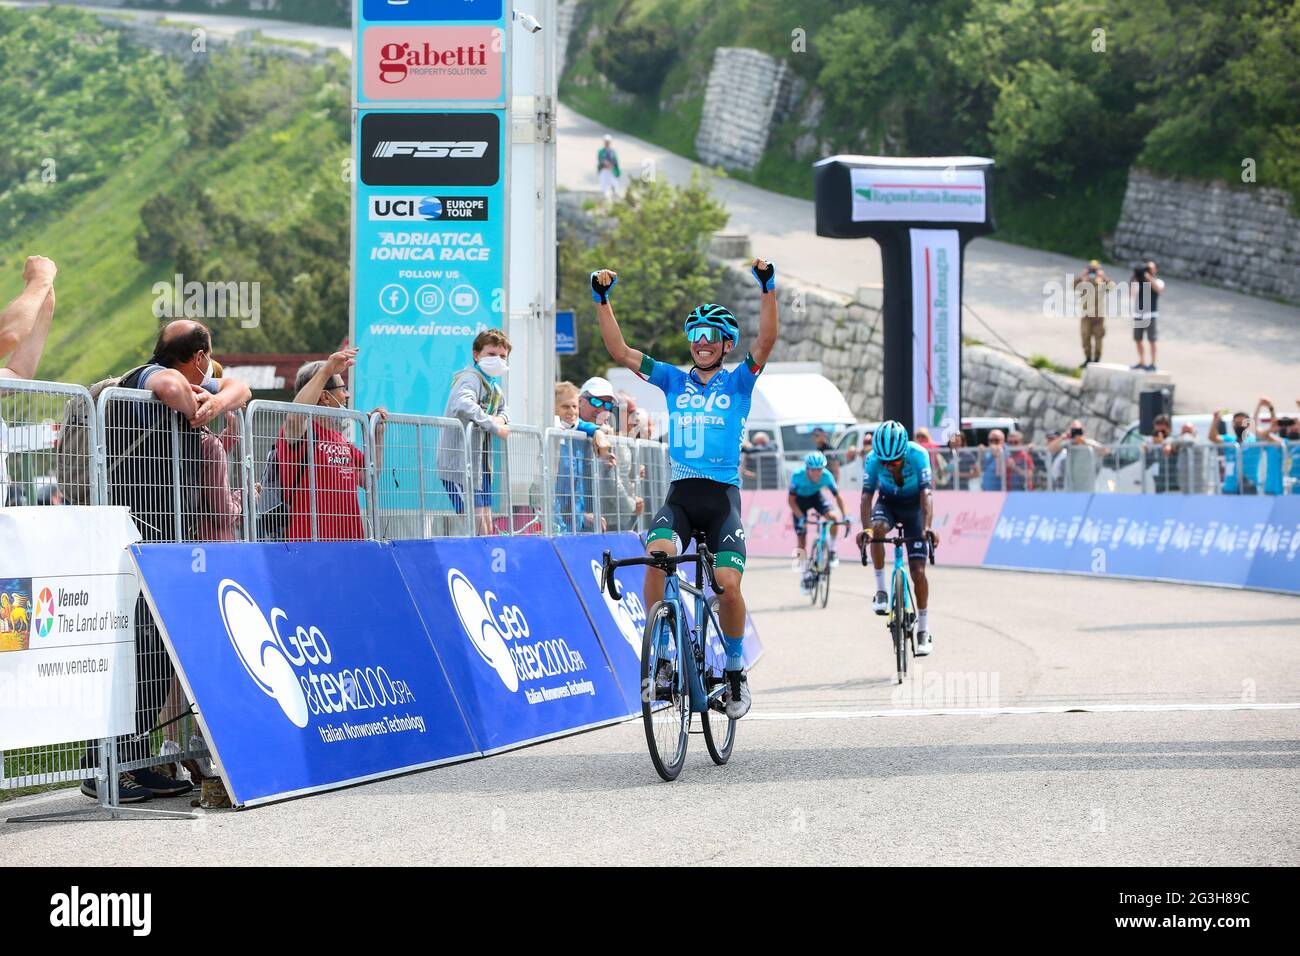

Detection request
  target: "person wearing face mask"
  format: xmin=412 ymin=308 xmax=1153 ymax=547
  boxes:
xmin=439 ymin=328 xmax=512 ymax=535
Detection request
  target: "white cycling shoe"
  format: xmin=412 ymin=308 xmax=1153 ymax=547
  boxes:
xmin=724 ymin=670 xmax=751 ymax=719
xmin=872 ymin=590 xmax=888 ymax=615
xmin=914 ymin=630 xmax=934 ymax=657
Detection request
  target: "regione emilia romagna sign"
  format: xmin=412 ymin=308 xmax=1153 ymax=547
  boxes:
xmin=814 ymin=156 xmax=995 ymax=440
xmin=352 ymin=0 xmax=509 ymax=419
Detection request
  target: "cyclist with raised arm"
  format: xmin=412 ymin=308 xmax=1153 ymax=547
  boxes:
xmin=789 ymin=451 xmax=849 ymax=589
xmin=592 ymin=259 xmax=779 ymax=719
xmin=856 ymin=420 xmax=940 ymax=656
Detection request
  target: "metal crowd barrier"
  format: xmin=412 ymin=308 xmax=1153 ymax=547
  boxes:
xmin=0 ymin=380 xmax=105 ymax=806
xmin=1 ymin=379 xmax=680 ymax=814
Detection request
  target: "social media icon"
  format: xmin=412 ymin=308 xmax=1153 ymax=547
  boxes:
xmin=379 ymin=284 xmax=409 ymax=315
xmin=415 ymin=284 xmax=445 ymax=316
xmin=449 ymin=284 xmax=479 ymax=316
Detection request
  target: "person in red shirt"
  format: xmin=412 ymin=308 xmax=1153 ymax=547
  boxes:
xmin=278 ymin=349 xmax=387 ymax=541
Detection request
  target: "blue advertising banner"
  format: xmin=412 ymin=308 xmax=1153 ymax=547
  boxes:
xmin=556 ymin=310 xmax=577 ymax=354
xmin=353 ymin=110 xmax=506 ymax=418
xmin=1068 ymin=494 xmax=1277 ymax=587
xmin=391 ymin=538 xmax=635 ymax=753
xmin=550 ymin=533 xmax=650 ymax=713
xmin=130 ymin=543 xmax=478 ymax=807
xmin=1247 ymin=495 xmax=1300 ymax=594
xmin=982 ymin=492 xmax=1092 ymax=573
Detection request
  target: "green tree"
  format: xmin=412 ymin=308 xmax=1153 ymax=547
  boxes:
xmin=559 ymin=174 xmax=728 ymax=382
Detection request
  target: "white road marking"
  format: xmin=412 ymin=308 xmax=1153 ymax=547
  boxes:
xmin=747 ymin=702 xmax=1300 ymax=720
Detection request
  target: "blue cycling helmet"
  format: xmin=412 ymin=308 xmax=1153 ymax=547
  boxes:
xmin=684 ymin=303 xmax=739 ymax=343
xmin=874 ymin=420 xmax=909 ymax=461
xmin=804 ymin=451 xmax=827 ymax=469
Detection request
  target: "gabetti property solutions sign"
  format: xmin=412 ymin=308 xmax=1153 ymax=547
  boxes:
xmin=815 ymin=156 xmax=995 ymax=441
xmin=352 ymin=1 xmax=508 ymax=419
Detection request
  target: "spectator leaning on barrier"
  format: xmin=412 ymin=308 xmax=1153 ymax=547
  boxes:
xmin=0 ymin=256 xmax=57 ymax=382
xmin=1277 ymin=414 xmax=1300 ymax=494
xmin=1072 ymin=259 xmax=1110 ymax=367
xmin=440 ymin=329 xmax=510 ymax=535
xmin=946 ymin=431 xmax=978 ymax=490
xmin=552 ymin=380 xmax=602 ymax=532
xmin=915 ymin=428 xmax=950 ymax=488
xmin=741 ymin=431 xmax=779 ymax=489
xmin=593 ymin=427 xmax=643 ymax=531
xmin=979 ymin=429 xmax=1006 ymax=491
xmin=82 ymin=319 xmax=250 ymax=804
xmin=1209 ymin=405 xmax=1263 ymax=495
xmin=194 ymin=360 xmax=245 ymax=542
xmin=280 ymin=349 xmax=388 ymax=541
xmin=1005 ymin=431 xmax=1034 ymax=491
xmin=811 ymin=427 xmax=842 ymax=482
xmin=1143 ymin=414 xmax=1177 ymax=493
xmin=1047 ymin=419 xmax=1108 ymax=492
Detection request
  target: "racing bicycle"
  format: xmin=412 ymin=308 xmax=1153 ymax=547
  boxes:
xmin=859 ymin=526 xmax=936 ymax=684
xmin=601 ymin=535 xmax=735 ymax=781
xmin=803 ymin=514 xmax=851 ymax=608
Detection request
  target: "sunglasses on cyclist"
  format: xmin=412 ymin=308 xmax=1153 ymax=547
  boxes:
xmin=585 ymin=395 xmax=616 ymax=410
xmin=686 ymin=327 xmax=725 ymax=344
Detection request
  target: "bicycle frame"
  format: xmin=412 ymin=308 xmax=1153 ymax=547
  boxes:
xmin=658 ymin=569 xmax=726 ymax=714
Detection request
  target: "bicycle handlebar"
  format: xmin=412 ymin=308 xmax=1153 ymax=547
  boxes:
xmin=600 ymin=547 xmax=725 ymax=602
xmin=857 ymin=529 xmax=937 ymax=566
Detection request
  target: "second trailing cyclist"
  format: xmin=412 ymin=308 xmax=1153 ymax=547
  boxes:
xmin=788 ymin=450 xmax=849 ymax=593
xmin=592 ymin=259 xmax=779 ymax=719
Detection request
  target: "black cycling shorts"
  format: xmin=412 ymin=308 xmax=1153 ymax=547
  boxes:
xmin=870 ymin=496 xmax=928 ymax=560
xmin=647 ymin=479 xmax=746 ymax=573
xmin=792 ymin=493 xmax=833 ymax=533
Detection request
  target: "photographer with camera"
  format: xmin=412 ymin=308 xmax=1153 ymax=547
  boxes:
xmin=1047 ymin=419 xmax=1109 ymax=492
xmin=1130 ymin=260 xmax=1165 ymax=372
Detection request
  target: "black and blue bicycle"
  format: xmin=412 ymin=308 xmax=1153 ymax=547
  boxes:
xmin=860 ymin=526 xmax=936 ymax=684
xmin=601 ymin=536 xmax=735 ymax=781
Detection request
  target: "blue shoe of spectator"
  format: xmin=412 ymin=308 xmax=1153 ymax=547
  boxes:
xmin=81 ymin=772 xmax=152 ymax=803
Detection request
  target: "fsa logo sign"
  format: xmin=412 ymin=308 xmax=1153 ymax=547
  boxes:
xmin=674 ymin=392 xmax=731 ymax=412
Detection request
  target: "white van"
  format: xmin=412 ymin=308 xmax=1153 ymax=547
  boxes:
xmin=605 ymin=362 xmax=856 ymax=486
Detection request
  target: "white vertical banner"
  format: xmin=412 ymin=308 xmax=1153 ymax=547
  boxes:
xmin=909 ymin=228 xmax=961 ymax=441
xmin=0 ymin=507 xmax=140 ymax=749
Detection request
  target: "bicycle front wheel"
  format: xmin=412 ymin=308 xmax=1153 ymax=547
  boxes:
xmin=700 ymin=597 xmax=736 ymax=765
xmin=641 ymin=601 xmax=688 ymax=781
xmin=891 ymin=569 xmax=908 ymax=683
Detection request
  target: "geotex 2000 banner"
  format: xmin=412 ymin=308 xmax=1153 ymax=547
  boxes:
xmin=352 ymin=109 xmax=505 ymax=418
xmin=0 ymin=507 xmax=139 ymax=750
xmin=131 ymin=542 xmax=478 ymax=807
xmin=392 ymin=538 xmax=635 ymax=753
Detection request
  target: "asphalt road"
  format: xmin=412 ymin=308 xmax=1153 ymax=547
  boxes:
xmin=4 ymin=561 xmax=1297 ymax=866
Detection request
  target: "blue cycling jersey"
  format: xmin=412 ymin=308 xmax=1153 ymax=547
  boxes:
xmin=862 ymin=442 xmax=933 ymax=501
xmin=789 ymin=466 xmax=837 ymax=498
xmin=642 ymin=353 xmax=762 ymax=487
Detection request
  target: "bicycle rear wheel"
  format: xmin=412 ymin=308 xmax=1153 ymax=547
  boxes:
xmin=891 ymin=568 xmax=908 ymax=683
xmin=699 ymin=598 xmax=736 ymax=765
xmin=641 ymin=601 xmax=688 ymax=781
